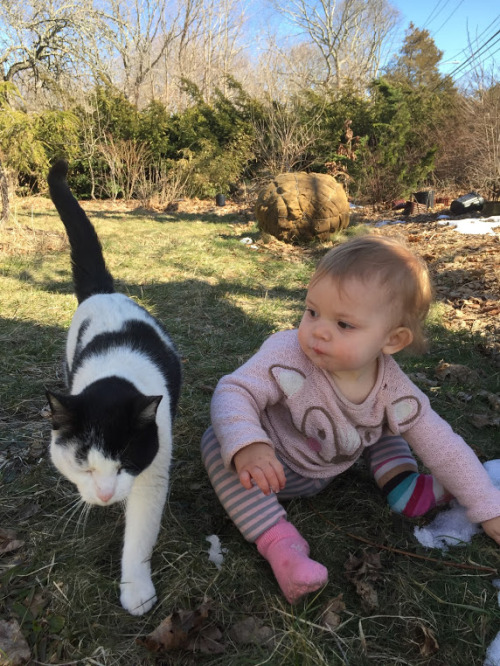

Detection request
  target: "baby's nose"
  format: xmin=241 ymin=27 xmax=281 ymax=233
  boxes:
xmin=313 ymin=323 xmax=330 ymax=339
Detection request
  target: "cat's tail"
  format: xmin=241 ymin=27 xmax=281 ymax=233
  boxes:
xmin=48 ymin=160 xmax=115 ymax=303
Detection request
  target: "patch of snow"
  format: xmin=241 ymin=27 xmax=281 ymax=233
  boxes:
xmin=437 ymin=217 xmax=500 ymax=235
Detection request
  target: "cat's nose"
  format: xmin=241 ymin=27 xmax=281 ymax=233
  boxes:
xmin=96 ymin=489 xmax=114 ymax=503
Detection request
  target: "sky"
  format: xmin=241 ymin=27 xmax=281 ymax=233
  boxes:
xmin=391 ymin=0 xmax=500 ymax=79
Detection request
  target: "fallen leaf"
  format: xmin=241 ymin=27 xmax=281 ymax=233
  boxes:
xmin=408 ymin=372 xmax=438 ymax=387
xmin=470 ymin=413 xmax=500 ymax=429
xmin=16 ymin=503 xmax=41 ymax=522
xmin=415 ymin=622 xmax=439 ymax=656
xmin=320 ymin=594 xmax=346 ymax=630
xmin=434 ymin=361 xmax=480 ymax=384
xmin=187 ymin=625 xmax=225 ymax=654
xmin=0 ymin=619 xmax=31 ymax=665
xmin=344 ymin=552 xmax=382 ymax=612
xmin=137 ymin=600 xmax=224 ymax=654
xmin=229 ymin=616 xmax=274 ymax=647
xmin=478 ymin=390 xmax=500 ymax=412
xmin=0 ymin=529 xmax=24 ymax=555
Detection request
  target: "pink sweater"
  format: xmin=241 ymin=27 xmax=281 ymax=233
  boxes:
xmin=211 ymin=329 xmax=500 ymax=524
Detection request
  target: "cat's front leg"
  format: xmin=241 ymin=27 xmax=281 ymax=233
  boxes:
xmin=120 ymin=465 xmax=168 ymax=615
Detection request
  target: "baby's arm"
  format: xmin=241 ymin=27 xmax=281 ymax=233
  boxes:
xmin=482 ymin=516 xmax=500 ymax=546
xmin=234 ymin=442 xmax=286 ymax=496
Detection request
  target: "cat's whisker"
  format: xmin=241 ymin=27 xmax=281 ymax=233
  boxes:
xmin=74 ymin=501 xmax=93 ymax=538
xmin=80 ymin=502 xmax=93 ymax=535
xmin=57 ymin=495 xmax=86 ymax=534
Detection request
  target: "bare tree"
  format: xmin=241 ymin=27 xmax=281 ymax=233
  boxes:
xmin=173 ymin=0 xmax=247 ymax=104
xmin=0 ymin=0 xmax=117 ymax=104
xmin=270 ymin=0 xmax=399 ymax=92
xmin=252 ymin=99 xmax=324 ymax=177
xmin=102 ymin=0 xmax=202 ymax=107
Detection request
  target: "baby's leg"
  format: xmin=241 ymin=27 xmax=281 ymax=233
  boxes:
xmin=201 ymin=427 xmax=328 ymax=602
xmin=365 ymin=434 xmax=452 ymax=517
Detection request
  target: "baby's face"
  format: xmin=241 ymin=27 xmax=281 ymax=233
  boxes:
xmin=297 ymin=275 xmax=398 ymax=378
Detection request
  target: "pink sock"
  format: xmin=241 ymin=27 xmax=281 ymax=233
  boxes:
xmin=255 ymin=518 xmax=328 ymax=603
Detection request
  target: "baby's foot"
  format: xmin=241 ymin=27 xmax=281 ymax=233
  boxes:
xmin=256 ymin=518 xmax=328 ymax=603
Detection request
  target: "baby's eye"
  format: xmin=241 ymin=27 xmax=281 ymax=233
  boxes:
xmin=305 ymin=308 xmax=318 ymax=318
xmin=338 ymin=321 xmax=354 ymax=330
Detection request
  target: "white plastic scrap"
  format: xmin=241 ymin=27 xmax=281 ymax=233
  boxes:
xmin=206 ymin=534 xmax=227 ymax=570
xmin=413 ymin=501 xmax=481 ymax=551
xmin=485 ymin=633 xmax=500 ymax=666
xmin=240 ymin=236 xmax=259 ymax=249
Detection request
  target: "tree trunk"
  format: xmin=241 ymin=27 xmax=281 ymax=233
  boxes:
xmin=0 ymin=158 xmax=9 ymax=223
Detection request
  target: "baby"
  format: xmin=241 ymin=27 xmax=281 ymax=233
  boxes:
xmin=201 ymin=234 xmax=500 ymax=603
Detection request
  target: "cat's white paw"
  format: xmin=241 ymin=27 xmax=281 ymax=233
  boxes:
xmin=120 ymin=576 xmax=157 ymax=616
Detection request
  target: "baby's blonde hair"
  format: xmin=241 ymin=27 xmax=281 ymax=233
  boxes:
xmin=310 ymin=234 xmax=433 ymax=353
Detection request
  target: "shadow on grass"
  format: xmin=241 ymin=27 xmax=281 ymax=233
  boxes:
xmin=81 ymin=205 xmax=253 ymax=226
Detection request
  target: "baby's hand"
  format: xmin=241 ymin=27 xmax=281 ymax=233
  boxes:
xmin=481 ymin=516 xmax=500 ymax=545
xmin=233 ymin=442 xmax=286 ymax=496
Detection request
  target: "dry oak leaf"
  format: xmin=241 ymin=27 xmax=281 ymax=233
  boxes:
xmin=344 ymin=552 xmax=382 ymax=613
xmin=415 ymin=622 xmax=439 ymax=657
xmin=0 ymin=529 xmax=24 ymax=555
xmin=470 ymin=413 xmax=500 ymax=429
xmin=137 ymin=600 xmax=224 ymax=654
xmin=228 ymin=616 xmax=275 ymax=647
xmin=0 ymin=619 xmax=31 ymax=666
xmin=434 ymin=361 xmax=480 ymax=384
xmin=478 ymin=390 xmax=500 ymax=412
xmin=320 ymin=594 xmax=346 ymax=630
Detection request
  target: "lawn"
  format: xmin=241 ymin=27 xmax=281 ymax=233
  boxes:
xmin=1 ymin=194 xmax=499 ymax=665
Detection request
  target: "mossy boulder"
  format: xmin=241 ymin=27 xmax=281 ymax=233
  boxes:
xmin=255 ymin=172 xmax=350 ymax=242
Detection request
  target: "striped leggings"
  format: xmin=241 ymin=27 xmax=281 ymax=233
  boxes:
xmin=201 ymin=426 xmax=342 ymax=543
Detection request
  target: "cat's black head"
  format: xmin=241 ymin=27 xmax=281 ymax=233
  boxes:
xmin=46 ymin=377 xmax=163 ymax=505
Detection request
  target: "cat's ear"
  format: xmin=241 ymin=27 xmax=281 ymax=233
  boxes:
xmin=135 ymin=395 xmax=163 ymax=427
xmin=45 ymin=389 xmax=76 ymax=431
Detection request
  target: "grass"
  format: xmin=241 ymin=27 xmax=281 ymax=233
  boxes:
xmin=1 ymin=197 xmax=499 ymax=665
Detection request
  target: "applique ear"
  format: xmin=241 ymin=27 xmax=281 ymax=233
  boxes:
xmin=388 ymin=396 xmax=422 ymax=429
xmin=270 ymin=366 xmax=305 ymax=397
xmin=45 ymin=389 xmax=76 ymax=431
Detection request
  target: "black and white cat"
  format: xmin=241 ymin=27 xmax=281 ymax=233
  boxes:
xmin=46 ymin=160 xmax=182 ymax=615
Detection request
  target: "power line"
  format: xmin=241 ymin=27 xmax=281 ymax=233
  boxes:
xmin=421 ymin=0 xmax=450 ymax=30
xmin=445 ymin=28 xmax=500 ymax=79
xmin=453 ymin=41 xmax=500 ymax=82
xmin=431 ymin=0 xmax=465 ymax=38
xmin=445 ymin=14 xmax=500 ymax=64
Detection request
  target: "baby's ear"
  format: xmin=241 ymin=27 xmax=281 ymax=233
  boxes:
xmin=383 ymin=327 xmax=413 ymax=355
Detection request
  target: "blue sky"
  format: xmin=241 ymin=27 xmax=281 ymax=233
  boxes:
xmin=391 ymin=0 xmax=500 ymax=78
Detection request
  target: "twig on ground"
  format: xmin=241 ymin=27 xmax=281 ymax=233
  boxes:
xmin=309 ymin=502 xmax=498 ymax=575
